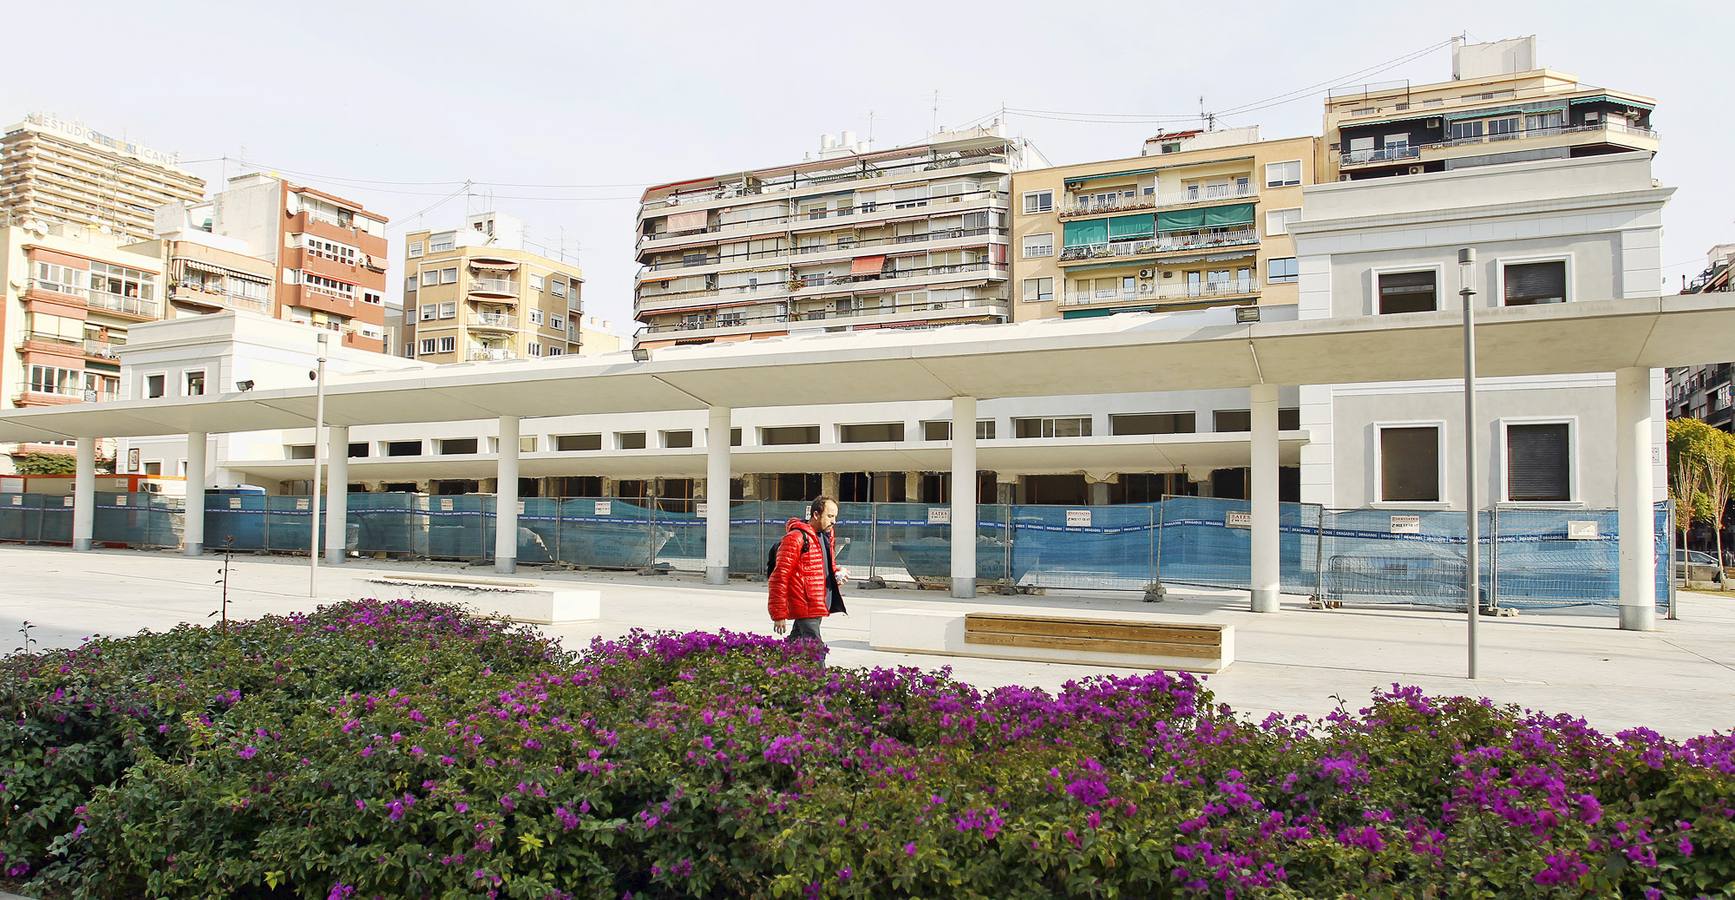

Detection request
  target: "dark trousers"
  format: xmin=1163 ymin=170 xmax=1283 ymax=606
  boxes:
xmin=787 ymin=617 xmax=824 ymax=646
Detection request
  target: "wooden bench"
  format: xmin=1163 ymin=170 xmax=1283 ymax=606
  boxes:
xmin=869 ymin=608 xmax=1233 ymax=673
xmin=364 ymin=573 xmax=600 ymax=625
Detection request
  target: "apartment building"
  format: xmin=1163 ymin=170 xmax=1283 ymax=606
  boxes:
xmin=0 ymin=113 xmax=205 ymax=242
xmin=401 ymin=212 xmax=583 ymax=362
xmin=1010 ymin=127 xmax=1316 ymax=320
xmin=157 ymin=174 xmax=390 ymax=351
xmin=1323 ymin=36 xmax=1656 ymax=183
xmin=633 ymin=126 xmax=1041 ymax=348
xmin=1666 ymin=244 xmax=1734 ymax=432
xmin=0 ymin=218 xmax=167 ymax=470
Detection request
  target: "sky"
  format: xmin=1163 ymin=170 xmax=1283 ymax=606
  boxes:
xmin=7 ymin=1 xmax=1731 ymax=333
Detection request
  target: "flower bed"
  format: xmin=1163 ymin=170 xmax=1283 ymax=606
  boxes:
xmin=1 ymin=599 xmax=1731 ymax=898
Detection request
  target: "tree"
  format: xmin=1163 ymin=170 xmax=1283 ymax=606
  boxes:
xmin=1667 ymin=418 xmax=1717 ymax=552
xmin=12 ymin=452 xmax=77 ymax=476
xmin=1703 ymin=428 xmax=1735 ymax=568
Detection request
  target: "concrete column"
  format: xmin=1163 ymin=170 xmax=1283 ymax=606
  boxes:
xmin=903 ymin=471 xmax=923 ymax=503
xmin=950 ymin=396 xmax=977 ymax=598
xmin=324 ymin=425 xmax=349 ymax=565
xmin=1616 ymin=367 xmax=1656 ymax=630
xmin=495 ymin=416 xmax=520 ymax=574
xmin=820 ymin=471 xmax=840 ymax=500
xmin=705 ymin=406 xmax=732 ymax=585
xmin=184 ymin=431 xmax=208 ymax=555
xmin=72 ymin=439 xmax=96 ymax=551
xmin=1250 ymin=383 xmax=1280 ymax=613
xmin=1086 ymin=474 xmax=1113 ymax=506
xmin=599 ymin=477 xmax=615 ymax=498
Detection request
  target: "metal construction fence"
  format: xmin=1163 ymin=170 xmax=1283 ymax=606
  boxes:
xmin=0 ymin=492 xmax=1673 ymax=614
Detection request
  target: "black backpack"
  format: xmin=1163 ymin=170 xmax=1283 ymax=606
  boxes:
xmin=765 ymin=529 xmax=809 ymax=577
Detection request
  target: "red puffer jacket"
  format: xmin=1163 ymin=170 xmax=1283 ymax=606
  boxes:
xmin=767 ymin=517 xmax=837 ymax=621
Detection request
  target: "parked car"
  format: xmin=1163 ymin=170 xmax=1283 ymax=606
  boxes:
xmin=1675 ymin=549 xmax=1725 ymax=584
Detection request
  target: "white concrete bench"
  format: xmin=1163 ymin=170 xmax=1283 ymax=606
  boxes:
xmin=364 ymin=573 xmax=600 ymax=625
xmin=869 ymin=607 xmax=1234 ymax=673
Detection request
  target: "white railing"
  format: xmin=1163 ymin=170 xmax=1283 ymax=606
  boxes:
xmin=641 ymin=190 xmax=1008 ymax=248
xmin=468 ymin=277 xmax=517 ymax=294
xmin=29 ymin=278 xmax=88 ymax=299
xmin=469 ymin=313 xmax=518 ymax=329
xmin=1340 ymin=121 xmax=1659 ymax=166
xmin=87 ymin=292 xmax=160 ymax=318
xmin=468 ymin=348 xmax=516 ymax=361
xmin=83 ymin=339 xmax=123 ymax=359
xmin=1059 ymin=184 xmax=1257 ymax=217
xmin=1060 ymin=279 xmax=1261 ymax=307
xmin=1058 ymin=228 xmax=1258 ymax=262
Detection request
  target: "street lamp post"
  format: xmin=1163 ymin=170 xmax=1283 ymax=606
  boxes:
xmin=1459 ymin=248 xmax=1479 ymax=680
xmin=309 ymin=332 xmax=329 ymax=599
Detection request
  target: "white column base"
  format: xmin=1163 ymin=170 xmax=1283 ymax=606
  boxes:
xmin=1619 ymin=604 xmax=1656 ymax=631
xmin=184 ymin=543 xmax=204 ymax=557
xmin=1251 ymin=588 xmax=1279 ymax=614
xmin=325 ymin=548 xmax=346 ymax=566
xmin=494 ymin=557 xmax=517 ymax=575
xmin=705 ymin=565 xmax=729 ymax=585
xmin=73 ymin=538 xmax=93 ymax=552
xmin=951 ymin=577 xmax=976 ymax=599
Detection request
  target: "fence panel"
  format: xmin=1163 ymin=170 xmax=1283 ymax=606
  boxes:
xmin=1491 ymin=508 xmax=1617 ymax=609
xmin=0 ymin=494 xmax=73 ymax=545
xmin=351 ymin=492 xmax=431 ymax=557
xmin=1152 ymin=496 xmax=1318 ymax=594
xmin=93 ymin=492 xmax=183 ymax=549
xmin=544 ymin=498 xmax=662 ymax=570
xmin=1013 ymin=503 xmax=1154 ymax=591
xmin=1319 ymin=508 xmax=1490 ymax=609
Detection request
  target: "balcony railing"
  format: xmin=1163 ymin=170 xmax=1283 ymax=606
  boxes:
xmin=1060 ymin=278 xmax=1261 ymax=307
xmin=468 ymin=348 xmax=517 ymax=361
xmin=1058 ymin=228 xmax=1258 ymax=262
xmin=649 ymin=149 xmax=1010 ymax=209
xmin=27 ymin=278 xmax=88 ymax=300
xmin=468 ymin=277 xmax=517 ymax=295
xmin=638 ymin=260 xmax=1009 ymax=307
xmin=641 ymin=294 xmax=1010 ymax=334
xmin=644 ymin=225 xmax=1002 ymax=274
xmin=1340 ymin=121 xmax=1659 ymax=167
xmin=640 ymin=189 xmax=1009 ymax=249
xmin=86 ymin=291 xmax=160 ymax=318
xmin=84 ymin=339 xmax=123 ymax=359
xmin=1058 ymin=184 xmax=1257 ymax=218
xmin=171 ymin=282 xmax=271 ymax=313
xmin=469 ymin=312 xmax=518 ymax=329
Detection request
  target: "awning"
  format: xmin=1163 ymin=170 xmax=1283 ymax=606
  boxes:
xmin=1156 ymin=209 xmax=1204 ymax=232
xmin=1063 ymin=306 xmax=1154 ymax=319
xmin=1063 ymin=219 xmax=1109 ymax=248
xmin=666 ymin=210 xmax=708 ymax=233
xmin=1203 ymin=203 xmax=1254 ymax=228
xmin=1570 ymin=94 xmax=1654 ymax=111
xmin=179 ymin=258 xmax=269 ymax=282
xmin=1443 ymin=101 xmax=1566 ymax=123
xmin=1106 ymin=214 xmax=1155 ymax=240
xmin=471 ymin=259 xmax=519 ymax=271
xmin=850 ymin=255 xmax=887 ymax=276
xmin=1063 ymin=167 xmax=1157 ymax=187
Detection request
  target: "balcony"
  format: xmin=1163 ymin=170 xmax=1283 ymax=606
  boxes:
xmin=640 ymin=225 xmax=1003 ymax=285
xmin=84 ymin=339 xmax=124 ymax=361
xmin=468 ymin=312 xmax=518 ymax=331
xmin=1339 ymin=121 xmax=1660 ymax=169
xmin=638 ymin=189 xmax=1009 ymax=253
xmin=468 ymin=277 xmax=517 ymax=298
xmin=468 ymin=347 xmax=517 ymax=361
xmin=642 ymin=293 xmax=1009 ymax=336
xmin=85 ymin=291 xmax=160 ymax=320
xmin=24 ymin=278 xmax=89 ymax=304
xmin=1057 ymin=228 xmax=1259 ymax=265
xmin=1060 ymin=278 xmax=1261 ymax=309
xmin=1057 ymin=184 xmax=1257 ymax=219
xmin=647 ymin=152 xmax=1009 ymax=212
xmin=636 ymin=260 xmax=1008 ymax=313
xmin=170 ymin=281 xmax=271 ymax=314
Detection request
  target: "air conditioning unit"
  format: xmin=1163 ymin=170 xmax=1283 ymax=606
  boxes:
xmin=1138 ymin=268 xmax=1154 ymax=279
xmin=1406 ymin=166 xmax=1425 ymax=175
xmin=1339 ymin=174 xmax=1353 ymax=182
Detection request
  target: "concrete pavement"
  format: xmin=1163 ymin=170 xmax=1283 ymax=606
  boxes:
xmin=3 ymin=545 xmax=1730 ymax=739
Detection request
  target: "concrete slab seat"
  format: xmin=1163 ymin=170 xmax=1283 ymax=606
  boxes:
xmin=869 ymin=608 xmax=1234 ymax=673
xmin=364 ymin=573 xmax=600 ymax=625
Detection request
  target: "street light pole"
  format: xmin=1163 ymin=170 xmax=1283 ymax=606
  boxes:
xmin=1459 ymin=248 xmax=1479 ymax=680
xmin=309 ymin=332 xmax=329 ymax=599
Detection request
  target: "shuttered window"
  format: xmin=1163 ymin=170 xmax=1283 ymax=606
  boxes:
xmin=1379 ymin=426 xmax=1440 ymax=502
xmin=1506 ymin=423 xmax=1570 ymax=501
xmin=1503 ymin=261 xmax=1566 ymax=305
xmin=1378 ymin=270 xmax=1437 ymax=314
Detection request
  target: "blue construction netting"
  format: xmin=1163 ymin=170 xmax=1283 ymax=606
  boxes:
xmin=0 ymin=492 xmax=1677 ymax=614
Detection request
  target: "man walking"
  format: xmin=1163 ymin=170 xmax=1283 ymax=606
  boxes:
xmin=769 ymin=496 xmax=847 ymax=646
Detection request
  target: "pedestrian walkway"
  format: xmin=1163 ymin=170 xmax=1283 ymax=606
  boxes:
xmin=3 ymin=545 xmax=1730 ymax=739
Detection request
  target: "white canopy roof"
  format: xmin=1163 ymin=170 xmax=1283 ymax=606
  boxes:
xmin=2 ymin=293 xmax=1728 ymax=442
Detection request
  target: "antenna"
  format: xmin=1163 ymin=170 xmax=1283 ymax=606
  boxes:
xmin=867 ymin=110 xmax=875 ymax=148
xmin=1198 ymin=97 xmax=1215 ymax=131
xmin=931 ymin=90 xmax=940 ymax=135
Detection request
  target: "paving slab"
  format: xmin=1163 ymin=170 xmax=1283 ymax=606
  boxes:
xmin=2 ymin=545 xmax=1730 ymax=739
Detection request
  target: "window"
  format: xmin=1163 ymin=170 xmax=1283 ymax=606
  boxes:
xmin=920 ymin=420 xmax=994 ymax=440
xmin=429 ymin=233 xmax=456 ymax=253
xmin=554 ymin=434 xmax=602 ymax=451
xmin=88 ymin=262 xmax=155 ymax=301
xmin=385 ymin=440 xmax=423 ymax=457
xmin=1378 ymin=425 xmax=1442 ymax=502
xmin=1111 ymin=412 xmax=1196 ymax=435
xmin=440 ymin=268 xmax=458 ymax=285
xmin=408 ymin=241 xmax=424 ymax=258
xmin=1267 ymin=257 xmax=1298 ymax=284
xmin=761 ymin=426 xmax=821 ymax=446
xmin=1506 ymin=422 xmax=1571 ymax=502
xmin=347 ymin=442 xmax=370 ymax=458
xmin=663 ymin=430 xmax=694 ymax=449
xmin=1013 ymin=416 xmax=1091 ymax=438
xmin=840 ymin=423 xmax=904 ymax=443
xmin=551 ymin=279 xmax=567 ymax=298
xmin=1022 ymin=190 xmax=1054 ymax=214
xmin=362 ymin=290 xmax=382 ymax=306
xmin=519 ymin=436 xmax=537 ymax=453
xmin=303 ymin=236 xmax=358 ymax=265
xmin=1022 ymin=277 xmax=1054 ymax=302
xmin=530 ymin=309 xmax=544 ymax=325
xmin=528 ymin=342 xmax=542 ymax=357
xmin=419 ymin=338 xmax=438 ymax=355
xmin=549 ymin=346 xmax=563 ymax=356
xmin=439 ymin=438 xmax=479 ymax=455
xmin=438 ymin=301 xmax=456 ymax=319
xmin=300 ymin=272 xmax=356 ymax=299
xmin=530 ymin=274 xmax=545 ymax=291
xmin=1021 ymin=233 xmax=1054 ymax=257
xmin=33 ymin=261 xmax=87 ymax=296
xmin=184 ymin=370 xmax=206 ymax=397
xmin=421 ymin=271 xmax=439 ymax=287
xmin=1446 ymin=120 xmax=1484 ymax=142
xmin=1265 ymin=208 xmax=1301 ymax=236
xmin=438 ymin=336 xmax=456 ymax=353
xmin=1280 ymin=408 xmax=1300 ymax=430
xmin=1503 ymin=260 xmax=1567 ymax=306
xmin=1378 ymin=270 xmax=1438 ymax=314
xmin=550 ymin=316 xmax=566 ymax=331
xmin=146 ymin=373 xmax=166 ymax=399
xmin=1214 ymin=410 xmax=1251 ymax=432
xmin=616 ymin=432 xmax=646 ymax=450
xmin=1264 ymin=160 xmax=1301 ymax=187
xmin=420 ymin=304 xmax=437 ymax=321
